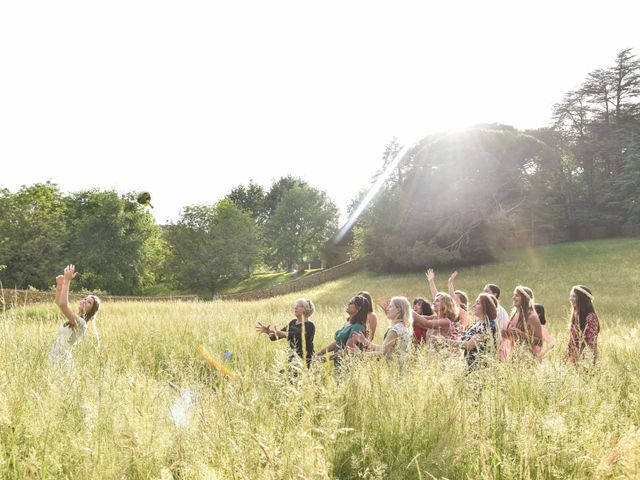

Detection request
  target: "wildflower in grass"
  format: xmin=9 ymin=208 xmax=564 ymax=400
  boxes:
xmin=198 ymin=345 xmax=235 ymax=378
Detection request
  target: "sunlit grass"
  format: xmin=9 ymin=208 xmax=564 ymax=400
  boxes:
xmin=1 ymin=238 xmax=639 ymax=478
xmin=222 ymin=268 xmax=323 ymax=294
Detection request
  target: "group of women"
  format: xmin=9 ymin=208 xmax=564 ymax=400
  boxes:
xmin=47 ymin=264 xmax=600 ymax=373
xmin=256 ymin=269 xmax=601 ymax=370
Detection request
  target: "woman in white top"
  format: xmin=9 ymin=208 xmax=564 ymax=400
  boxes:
xmin=353 ymin=296 xmax=412 ymax=363
xmin=49 ymin=264 xmax=101 ymax=368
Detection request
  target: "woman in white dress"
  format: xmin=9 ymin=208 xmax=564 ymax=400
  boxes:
xmin=49 ymin=264 xmax=101 ymax=368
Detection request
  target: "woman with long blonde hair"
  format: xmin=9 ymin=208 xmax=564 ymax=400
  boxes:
xmin=426 ymin=268 xmax=470 ymax=330
xmin=354 ymin=296 xmax=412 ymax=362
xmin=412 ymin=292 xmax=462 ymax=340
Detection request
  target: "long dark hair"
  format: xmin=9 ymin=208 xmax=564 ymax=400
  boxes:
xmin=534 ymin=304 xmax=546 ymax=326
xmin=64 ymin=294 xmax=101 ymax=328
xmin=84 ymin=295 xmax=101 ymax=322
xmin=350 ymin=295 xmax=369 ymax=326
xmin=358 ymin=291 xmax=374 ymax=314
xmin=572 ymin=286 xmax=595 ymax=331
xmin=413 ymin=297 xmax=433 ymax=316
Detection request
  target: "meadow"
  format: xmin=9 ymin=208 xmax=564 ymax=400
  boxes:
xmin=1 ymin=238 xmax=640 ymax=479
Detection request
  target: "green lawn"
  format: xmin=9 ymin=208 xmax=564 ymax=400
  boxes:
xmin=221 ymin=268 xmax=323 ymax=294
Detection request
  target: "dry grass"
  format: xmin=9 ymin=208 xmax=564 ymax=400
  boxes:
xmin=1 ymin=238 xmax=639 ymax=479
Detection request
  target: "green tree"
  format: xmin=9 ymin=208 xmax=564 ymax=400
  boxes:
xmin=264 ymin=176 xmax=309 ymax=219
xmin=165 ymin=200 xmax=260 ymax=294
xmin=551 ymin=48 xmax=640 ymax=231
xmin=225 ymin=180 xmax=267 ymax=224
xmin=0 ymin=183 xmax=67 ymax=290
xmin=264 ymin=185 xmax=339 ymax=270
xmin=65 ymin=190 xmax=166 ymax=294
xmin=355 ymin=125 xmax=553 ymax=271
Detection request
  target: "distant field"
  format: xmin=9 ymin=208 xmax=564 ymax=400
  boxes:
xmin=222 ymin=268 xmax=323 ymax=294
xmin=1 ymin=238 xmax=639 ymax=479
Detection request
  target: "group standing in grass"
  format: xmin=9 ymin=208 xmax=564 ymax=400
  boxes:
xmin=47 ymin=264 xmax=600 ymax=373
xmin=255 ymin=268 xmax=600 ymax=371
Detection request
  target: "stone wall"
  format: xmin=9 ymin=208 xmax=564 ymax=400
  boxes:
xmin=220 ymin=259 xmax=362 ymax=302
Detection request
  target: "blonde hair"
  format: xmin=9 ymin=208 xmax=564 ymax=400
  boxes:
xmin=388 ymin=296 xmax=411 ymax=327
xmin=295 ymin=298 xmax=315 ymax=317
xmin=436 ymin=292 xmax=459 ymax=322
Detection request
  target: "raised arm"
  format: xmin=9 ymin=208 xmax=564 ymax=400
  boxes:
xmin=54 ymin=275 xmax=64 ymax=305
xmin=447 ymin=271 xmax=458 ymax=304
xmin=425 ymin=268 xmax=438 ymax=302
xmin=55 ymin=265 xmax=81 ymax=328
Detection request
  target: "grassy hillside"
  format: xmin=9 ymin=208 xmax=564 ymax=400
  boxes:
xmin=222 ymin=268 xmax=322 ymax=294
xmin=1 ymin=238 xmax=639 ymax=479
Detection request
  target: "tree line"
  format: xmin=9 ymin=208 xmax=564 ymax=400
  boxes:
xmin=2 ymin=48 xmax=638 ymax=292
xmin=0 ymin=178 xmax=338 ymax=295
xmin=352 ymin=48 xmax=640 ymax=271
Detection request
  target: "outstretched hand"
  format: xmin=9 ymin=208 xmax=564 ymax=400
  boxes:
xmin=255 ymin=322 xmax=272 ymax=335
xmin=448 ymin=271 xmax=458 ymax=284
xmin=352 ymin=331 xmax=368 ymax=347
xmin=63 ymin=264 xmax=78 ymax=281
xmin=55 ymin=275 xmax=64 ymax=287
xmin=425 ymin=268 xmax=435 ymax=282
xmin=376 ymin=297 xmax=389 ymax=312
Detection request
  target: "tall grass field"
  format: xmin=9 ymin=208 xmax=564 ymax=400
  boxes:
xmin=1 ymin=238 xmax=640 ymax=479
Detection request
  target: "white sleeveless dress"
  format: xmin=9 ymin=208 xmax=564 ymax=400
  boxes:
xmin=49 ymin=317 xmax=87 ymax=369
